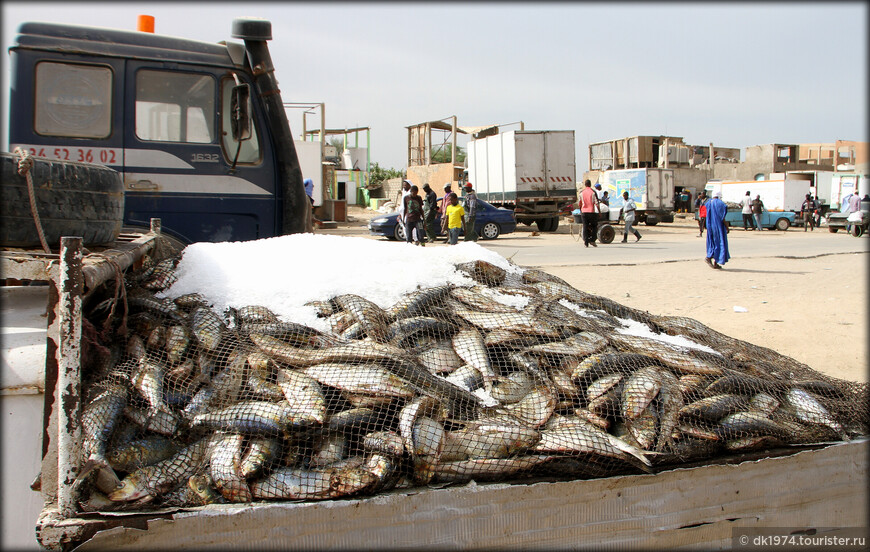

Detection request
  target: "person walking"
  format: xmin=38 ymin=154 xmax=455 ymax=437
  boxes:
xmin=619 ymin=191 xmax=641 ymax=243
xmin=396 ymin=179 xmax=412 ymax=228
xmin=422 ymin=183 xmax=438 ymax=243
xmin=741 ymin=190 xmax=753 ymax=230
xmin=444 ymin=193 xmax=465 ymax=245
xmin=750 ymin=194 xmax=765 ymax=231
xmin=813 ymin=195 xmax=822 ymax=228
xmin=695 ymin=191 xmax=707 ymax=237
xmin=801 ymin=194 xmax=815 ymax=231
xmin=705 ymin=191 xmax=730 ymax=269
xmin=580 ymin=180 xmax=599 ymax=248
xmin=403 ymin=185 xmax=425 ymax=246
xmin=462 ymin=183 xmax=479 ymax=242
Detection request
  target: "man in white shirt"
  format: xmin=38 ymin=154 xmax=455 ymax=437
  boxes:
xmin=741 ymin=191 xmax=753 ymax=230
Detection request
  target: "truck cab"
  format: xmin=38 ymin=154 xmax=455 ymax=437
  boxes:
xmin=7 ymin=19 xmax=310 ymax=245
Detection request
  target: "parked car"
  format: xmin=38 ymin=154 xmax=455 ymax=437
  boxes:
xmin=368 ymin=197 xmax=517 ymax=241
xmin=723 ymin=208 xmax=795 ymax=231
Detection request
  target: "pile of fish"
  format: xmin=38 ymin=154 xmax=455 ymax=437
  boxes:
xmin=74 ymin=254 xmax=869 ymax=512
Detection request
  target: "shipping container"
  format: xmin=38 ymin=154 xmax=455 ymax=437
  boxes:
xmin=465 ymin=130 xmax=576 ymax=232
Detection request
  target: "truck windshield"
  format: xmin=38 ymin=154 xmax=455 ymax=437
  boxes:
xmin=135 ymin=70 xmax=215 ymax=143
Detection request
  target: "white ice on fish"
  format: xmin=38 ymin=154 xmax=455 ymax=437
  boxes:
xmin=473 ymin=387 xmax=500 ymax=407
xmin=159 ymin=234 xmax=521 ymax=331
xmin=479 ymin=288 xmax=530 ymax=310
xmin=615 ymin=317 xmax=721 ymax=355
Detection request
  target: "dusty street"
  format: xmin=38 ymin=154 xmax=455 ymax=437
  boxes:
xmin=324 ymin=207 xmax=869 ymax=383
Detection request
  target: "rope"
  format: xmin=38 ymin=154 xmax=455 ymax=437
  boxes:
xmin=13 ymin=147 xmax=51 ymax=253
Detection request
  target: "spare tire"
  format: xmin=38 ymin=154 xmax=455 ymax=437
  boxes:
xmin=1 ymin=152 xmax=124 ymax=248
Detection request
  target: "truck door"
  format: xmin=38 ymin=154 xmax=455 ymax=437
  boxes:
xmin=9 ymin=53 xmax=126 ymax=175
xmin=123 ymin=62 xmax=278 ymax=243
xmin=515 ymin=132 xmax=546 ymax=196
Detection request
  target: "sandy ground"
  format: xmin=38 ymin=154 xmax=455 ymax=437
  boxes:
xmin=330 ymin=206 xmax=868 ymax=383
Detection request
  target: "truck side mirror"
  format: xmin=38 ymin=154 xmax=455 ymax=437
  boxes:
xmin=231 ymin=84 xmax=252 ymax=141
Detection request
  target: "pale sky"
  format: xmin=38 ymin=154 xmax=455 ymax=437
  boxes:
xmin=2 ymin=2 xmax=866 ymax=173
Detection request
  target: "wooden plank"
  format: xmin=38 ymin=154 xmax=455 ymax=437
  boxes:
xmin=72 ymin=441 xmax=867 ymax=551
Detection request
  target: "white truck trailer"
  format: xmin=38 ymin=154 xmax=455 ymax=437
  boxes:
xmin=465 ymin=130 xmax=577 ymax=232
xmin=705 ymin=179 xmax=812 ymax=213
xmin=598 ymin=168 xmax=676 ymax=225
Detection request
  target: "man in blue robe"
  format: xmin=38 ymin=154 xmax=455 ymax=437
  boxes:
xmin=705 ymin=191 xmax=730 ymax=269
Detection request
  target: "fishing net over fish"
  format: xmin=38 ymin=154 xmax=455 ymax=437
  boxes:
xmin=73 ymin=236 xmax=869 ymax=511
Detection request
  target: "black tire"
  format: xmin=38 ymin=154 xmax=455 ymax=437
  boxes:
xmin=536 ymin=218 xmax=551 ymax=232
xmin=774 ymin=218 xmax=790 ymax=231
xmin=829 ymin=227 xmax=839 ymax=233
xmin=549 ymin=217 xmax=559 ymax=232
xmin=480 ymin=222 xmax=500 ymax=240
xmin=851 ymin=224 xmax=864 ymax=238
xmin=597 ymin=224 xmax=615 ymax=244
xmin=1 ymin=153 xmax=124 ymax=248
xmin=393 ymin=222 xmax=405 ymax=241
xmin=644 ymin=220 xmax=659 ymax=226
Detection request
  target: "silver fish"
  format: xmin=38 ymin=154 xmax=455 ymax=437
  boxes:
xmin=240 ymin=436 xmax=283 ymax=479
xmin=450 ymin=287 xmax=518 ymax=313
xmin=387 ymin=285 xmax=453 ymax=320
xmin=310 ymin=431 xmax=348 ymax=467
xmin=655 ymin=370 xmax=683 ymax=452
xmin=427 ymin=456 xmax=553 ymax=483
xmin=679 ymin=394 xmax=750 ymax=422
xmin=398 ymin=396 xmax=447 ymax=458
xmin=586 ymin=373 xmax=624 ymax=403
xmin=443 ymin=364 xmax=484 ymax=393
xmin=106 ymin=435 xmax=178 ymax=474
xmin=303 ymin=363 xmax=414 ymax=399
xmin=716 ymin=411 xmax=791 ymax=440
xmin=76 ymin=382 xmax=128 ymax=488
xmin=498 ymin=385 xmax=556 ymax=428
xmin=362 ymin=431 xmax=406 ymax=457
xmin=334 ymin=294 xmax=392 ymax=341
xmin=748 ymin=392 xmax=780 ymax=415
xmin=621 ymin=366 xmax=663 ymax=420
xmin=490 ymin=370 xmax=535 ymax=405
xmin=131 ymin=356 xmax=171 ymax=417
xmin=443 ymin=422 xmax=540 ymax=460
xmin=208 ymin=432 xmax=252 ymax=502
xmin=782 ymin=388 xmax=845 ymax=437
xmin=608 ymin=334 xmax=723 ymax=376
xmin=276 ymin=368 xmax=328 ymax=424
xmin=123 ymin=404 xmax=181 ymax=436
xmin=453 ymin=327 xmax=496 ymax=391
xmin=190 ymin=307 xmax=225 ymax=351
xmin=164 ymin=325 xmax=190 ymax=364
xmin=419 ymin=340 xmax=465 ymax=374
xmin=388 ymin=316 xmax=454 ymax=345
xmin=192 ymin=400 xmax=314 ymax=435
xmin=108 ymin=439 xmax=209 ymax=502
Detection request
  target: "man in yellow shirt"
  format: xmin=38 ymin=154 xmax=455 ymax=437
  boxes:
xmin=444 ymin=193 xmax=465 ymax=245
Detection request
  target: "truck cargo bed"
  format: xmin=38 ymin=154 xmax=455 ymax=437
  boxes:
xmin=53 ymin=440 xmax=866 ymax=550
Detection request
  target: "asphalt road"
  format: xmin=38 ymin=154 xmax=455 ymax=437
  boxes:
xmin=465 ymin=215 xmax=870 ymax=267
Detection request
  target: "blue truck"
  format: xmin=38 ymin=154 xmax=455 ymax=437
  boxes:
xmin=5 ymin=18 xmax=311 ymax=246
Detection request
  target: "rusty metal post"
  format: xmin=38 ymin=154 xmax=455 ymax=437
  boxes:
xmin=57 ymin=237 xmax=83 ymax=517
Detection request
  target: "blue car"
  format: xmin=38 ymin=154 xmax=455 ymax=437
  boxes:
xmin=368 ymin=197 xmax=517 ymax=240
xmin=723 ymin=208 xmax=794 ymax=231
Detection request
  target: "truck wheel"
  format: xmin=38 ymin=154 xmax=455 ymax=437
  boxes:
xmin=597 ymin=224 xmax=615 ymax=244
xmin=774 ymin=218 xmax=790 ymax=231
xmin=548 ymin=217 xmax=559 ymax=231
xmin=829 ymin=227 xmax=838 ymax=233
xmin=644 ymin=218 xmax=659 ymax=226
xmin=1 ymin=152 xmax=124 ymax=248
xmin=536 ymin=218 xmax=551 ymax=232
xmin=851 ymin=224 xmax=864 ymax=238
xmin=481 ymin=222 xmax=500 ymax=240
